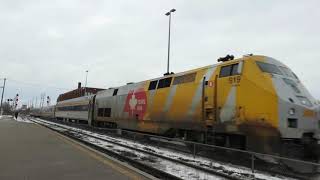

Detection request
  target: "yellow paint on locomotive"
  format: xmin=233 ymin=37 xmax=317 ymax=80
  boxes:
xmin=118 ymin=55 xmax=282 ymax=138
xmin=235 ymin=56 xmax=279 ymax=127
xmin=168 ymin=82 xmax=196 ymax=120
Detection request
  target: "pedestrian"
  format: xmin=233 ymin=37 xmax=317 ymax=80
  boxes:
xmin=14 ymin=111 xmax=18 ymax=119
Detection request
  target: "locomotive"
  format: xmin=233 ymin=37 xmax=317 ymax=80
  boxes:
xmin=34 ymin=55 xmax=320 ymax=157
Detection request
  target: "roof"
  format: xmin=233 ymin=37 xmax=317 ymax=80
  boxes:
xmin=57 ymin=87 xmax=105 ymax=102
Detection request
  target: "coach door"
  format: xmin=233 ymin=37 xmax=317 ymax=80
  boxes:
xmin=88 ymin=95 xmax=96 ymax=126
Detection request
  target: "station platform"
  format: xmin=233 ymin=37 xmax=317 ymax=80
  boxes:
xmin=0 ymin=116 xmax=152 ymax=180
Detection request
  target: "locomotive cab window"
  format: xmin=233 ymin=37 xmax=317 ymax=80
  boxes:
xmin=231 ymin=64 xmax=239 ymax=75
xmin=219 ymin=63 xmax=239 ymax=78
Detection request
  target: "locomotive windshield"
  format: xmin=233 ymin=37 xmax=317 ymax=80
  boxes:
xmin=256 ymin=61 xmax=283 ymax=75
xmin=283 ymin=78 xmax=301 ymax=93
xmin=279 ymin=66 xmax=298 ymax=79
xmin=256 ymin=61 xmax=299 ymax=80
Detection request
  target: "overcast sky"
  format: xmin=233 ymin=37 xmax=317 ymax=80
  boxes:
xmin=0 ymin=0 xmax=319 ymax=107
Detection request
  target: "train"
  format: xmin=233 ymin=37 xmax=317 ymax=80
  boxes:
xmin=31 ymin=54 xmax=320 ymax=159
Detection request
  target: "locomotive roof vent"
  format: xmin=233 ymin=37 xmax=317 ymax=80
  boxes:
xmin=163 ymin=72 xmax=175 ymax=76
xmin=243 ymin=53 xmax=253 ymax=57
xmin=127 ymin=82 xmax=134 ymax=85
xmin=217 ymin=54 xmax=234 ymax=62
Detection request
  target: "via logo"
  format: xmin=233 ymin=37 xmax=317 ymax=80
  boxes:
xmin=124 ymin=88 xmax=147 ymax=120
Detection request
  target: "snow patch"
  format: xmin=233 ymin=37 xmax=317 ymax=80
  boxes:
xmin=33 ymin=118 xmax=297 ymax=180
xmin=15 ymin=116 xmax=34 ymax=123
xmin=0 ymin=115 xmax=13 ymax=120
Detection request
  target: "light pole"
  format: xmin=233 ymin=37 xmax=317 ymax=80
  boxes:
xmin=0 ymin=78 xmax=6 ymax=115
xmin=84 ymin=70 xmax=88 ymax=96
xmin=165 ymin=9 xmax=176 ymax=75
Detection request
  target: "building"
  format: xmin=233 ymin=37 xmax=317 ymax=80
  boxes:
xmin=57 ymin=82 xmax=105 ymax=102
xmin=21 ymin=105 xmax=27 ymax=110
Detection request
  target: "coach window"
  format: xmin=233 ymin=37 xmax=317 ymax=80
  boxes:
xmin=104 ymin=108 xmax=111 ymax=117
xmin=82 ymin=105 xmax=88 ymax=111
xmin=219 ymin=63 xmax=239 ymax=78
xmin=113 ymin=89 xmax=118 ymax=96
xmin=98 ymin=108 xmax=104 ymax=117
xmin=148 ymin=80 xmax=158 ymax=90
xmin=157 ymin=77 xmax=172 ymax=89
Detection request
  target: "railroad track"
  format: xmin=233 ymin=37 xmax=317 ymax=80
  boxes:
xmin=28 ymin=117 xmax=315 ymax=180
xmin=29 ymin=117 xmax=250 ymax=180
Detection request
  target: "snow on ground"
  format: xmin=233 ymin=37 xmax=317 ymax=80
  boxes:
xmin=14 ymin=116 xmax=34 ymax=123
xmin=84 ymin=136 xmax=227 ymax=180
xmin=0 ymin=114 xmax=33 ymax=123
xmin=38 ymin=120 xmax=226 ymax=180
xmin=33 ymin=118 xmax=296 ymax=180
xmin=0 ymin=115 xmax=13 ymax=119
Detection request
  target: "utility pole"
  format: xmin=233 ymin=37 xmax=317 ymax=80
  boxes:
xmin=42 ymin=93 xmax=46 ymax=108
xmin=40 ymin=93 xmax=44 ymax=109
xmin=165 ymin=9 xmax=176 ymax=75
xmin=40 ymin=94 xmax=44 ymax=109
xmin=84 ymin=70 xmax=88 ymax=96
xmin=0 ymin=78 xmax=7 ymax=115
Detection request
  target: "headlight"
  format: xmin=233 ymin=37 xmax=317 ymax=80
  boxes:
xmin=289 ymin=108 xmax=295 ymax=115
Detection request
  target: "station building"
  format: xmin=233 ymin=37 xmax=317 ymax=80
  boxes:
xmin=57 ymin=82 xmax=105 ymax=102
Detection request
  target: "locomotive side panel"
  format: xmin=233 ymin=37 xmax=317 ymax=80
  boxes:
xmin=236 ymin=57 xmax=281 ymax=153
xmin=94 ymin=67 xmax=218 ymax=134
